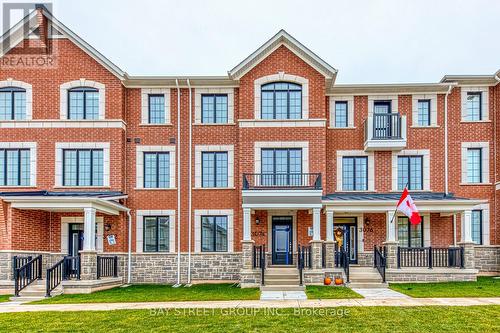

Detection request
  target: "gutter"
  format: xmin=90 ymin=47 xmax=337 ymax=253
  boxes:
xmin=175 ymin=79 xmax=182 ymax=287
xmin=187 ymin=79 xmax=193 ymax=285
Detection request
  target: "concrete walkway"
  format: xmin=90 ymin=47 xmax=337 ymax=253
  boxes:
xmin=0 ymin=297 xmax=499 ymax=313
xmin=351 ymin=288 xmax=410 ymax=299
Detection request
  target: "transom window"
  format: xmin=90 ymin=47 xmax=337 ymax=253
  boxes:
xmin=201 ymin=216 xmax=228 ymax=252
xmin=143 ymin=216 xmax=169 ymax=252
xmin=202 ymin=94 xmax=228 ymax=123
xmin=342 ymin=156 xmax=367 ymax=191
xmin=471 ymin=210 xmax=482 ymax=245
xmin=144 ymin=152 xmax=170 ymax=188
xmin=148 ymin=94 xmax=165 ymax=124
xmin=0 ymin=87 xmax=26 ymax=120
xmin=68 ymin=87 xmax=99 ymax=120
xmin=202 ymin=152 xmax=228 ymax=188
xmin=467 ymin=148 xmax=482 ymax=183
xmin=63 ymin=149 xmax=103 ymax=186
xmin=261 ymin=148 xmax=302 ymax=186
xmin=398 ymin=217 xmax=423 ymax=247
xmin=0 ymin=149 xmax=30 ymax=186
xmin=466 ymin=92 xmax=482 ymax=121
xmin=398 ymin=156 xmax=423 ymax=190
xmin=335 ymin=101 xmax=348 ymax=128
xmin=417 ymin=99 xmax=431 ymax=126
xmin=373 ymin=100 xmax=392 ymax=114
xmin=261 ymin=82 xmax=302 ymax=120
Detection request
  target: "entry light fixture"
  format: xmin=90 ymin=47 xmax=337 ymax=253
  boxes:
xmin=255 ymin=218 xmax=260 ymax=225
xmin=104 ymin=223 xmax=112 ymax=232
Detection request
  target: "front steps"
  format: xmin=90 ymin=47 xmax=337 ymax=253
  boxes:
xmin=9 ymin=280 xmax=61 ymax=302
xmin=260 ymin=266 xmax=305 ymax=291
xmin=348 ymin=266 xmax=387 ymax=289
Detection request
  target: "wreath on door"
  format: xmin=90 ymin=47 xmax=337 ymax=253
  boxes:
xmin=334 ymin=228 xmax=343 ymax=248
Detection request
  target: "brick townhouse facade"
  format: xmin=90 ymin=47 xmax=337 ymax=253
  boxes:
xmin=0 ymin=7 xmax=499 ymax=293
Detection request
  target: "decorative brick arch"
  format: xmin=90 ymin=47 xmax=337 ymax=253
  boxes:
xmin=59 ymin=79 xmax=106 ymax=119
xmin=0 ymin=79 xmax=33 ymax=120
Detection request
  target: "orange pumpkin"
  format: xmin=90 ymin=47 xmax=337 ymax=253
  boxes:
xmin=334 ymin=277 xmax=343 ymax=285
xmin=324 ymin=277 xmax=332 ymax=285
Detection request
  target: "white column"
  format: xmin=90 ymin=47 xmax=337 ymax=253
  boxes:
xmin=326 ymin=210 xmax=334 ymax=241
xmin=83 ymin=207 xmax=97 ymax=251
xmin=312 ymin=208 xmax=321 ymax=241
xmin=462 ymin=210 xmax=473 ymax=243
xmin=243 ymin=208 xmax=251 ymax=241
xmin=386 ymin=210 xmax=396 ymax=242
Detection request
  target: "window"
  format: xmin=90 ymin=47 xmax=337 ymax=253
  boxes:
xmin=0 ymin=87 xmax=26 ymax=120
xmin=466 ymin=92 xmax=482 ymax=121
xmin=261 ymin=82 xmax=302 ymax=120
xmin=63 ymin=149 xmax=103 ymax=186
xmin=373 ymin=100 xmax=391 ymax=114
xmin=398 ymin=156 xmax=423 ymax=190
xmin=467 ymin=148 xmax=482 ymax=183
xmin=144 ymin=152 xmax=170 ymax=188
xmin=201 ymin=216 xmax=228 ymax=252
xmin=143 ymin=216 xmax=169 ymax=252
xmin=335 ymin=101 xmax=348 ymax=128
xmin=148 ymin=94 xmax=165 ymax=124
xmin=471 ymin=210 xmax=482 ymax=245
xmin=202 ymin=94 xmax=228 ymax=123
xmin=398 ymin=217 xmax=423 ymax=247
xmin=202 ymin=152 xmax=228 ymax=188
xmin=261 ymin=148 xmax=302 ymax=186
xmin=342 ymin=156 xmax=367 ymax=191
xmin=0 ymin=149 xmax=30 ymax=186
xmin=417 ymin=100 xmax=431 ymax=126
xmin=68 ymin=87 xmax=99 ymax=120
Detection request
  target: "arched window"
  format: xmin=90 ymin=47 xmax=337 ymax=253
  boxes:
xmin=68 ymin=87 xmax=99 ymax=120
xmin=261 ymin=82 xmax=302 ymax=120
xmin=0 ymin=87 xmax=26 ymax=120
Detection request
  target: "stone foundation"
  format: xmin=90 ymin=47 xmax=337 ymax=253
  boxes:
xmin=474 ymin=246 xmax=500 ymax=274
xmin=386 ymin=268 xmax=478 ymax=282
xmin=357 ymin=252 xmax=373 ymax=267
xmin=0 ymin=251 xmax=64 ymax=280
xmin=304 ymin=268 xmax=343 ymax=285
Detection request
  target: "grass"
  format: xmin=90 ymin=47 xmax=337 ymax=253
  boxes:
xmin=0 ymin=295 xmax=11 ymax=303
xmin=390 ymin=276 xmax=500 ymax=298
xmin=31 ymin=284 xmax=260 ymax=304
xmin=0 ymin=306 xmax=499 ymax=332
xmin=306 ymin=286 xmax=363 ymax=299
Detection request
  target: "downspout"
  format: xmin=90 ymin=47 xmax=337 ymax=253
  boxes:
xmin=444 ymin=84 xmax=454 ymax=196
xmin=187 ymin=79 xmax=192 ymax=285
xmin=126 ymin=209 xmax=132 ymax=284
xmin=175 ymin=79 xmax=182 ymax=286
xmin=494 ymin=74 xmax=500 ymax=245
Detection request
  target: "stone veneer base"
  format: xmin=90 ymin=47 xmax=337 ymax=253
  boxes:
xmin=62 ymin=277 xmax=123 ymax=294
xmin=386 ymin=268 xmax=479 ymax=283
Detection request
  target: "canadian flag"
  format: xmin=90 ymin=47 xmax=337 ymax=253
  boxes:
xmin=396 ymin=188 xmax=422 ymax=225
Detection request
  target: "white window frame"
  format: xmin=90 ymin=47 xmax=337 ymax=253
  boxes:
xmin=194 ymin=88 xmax=234 ymax=124
xmin=461 ymin=142 xmax=489 ymax=184
xmin=254 ymin=141 xmax=309 ymax=175
xmin=0 ymin=142 xmax=36 ymax=187
xmin=0 ymin=79 xmax=33 ymax=120
xmin=194 ymin=209 xmax=234 ymax=253
xmin=61 ymin=216 xmax=104 ymax=254
xmin=141 ymin=88 xmax=171 ymax=125
xmin=55 ymin=142 xmax=110 ymax=187
xmin=195 ymin=145 xmax=234 ymax=189
xmin=136 ymin=145 xmax=176 ymax=189
xmin=395 ymin=213 xmax=430 ymax=247
xmin=329 ymin=96 xmax=354 ymax=128
xmin=461 ymin=86 xmax=489 ymax=122
xmin=60 ymin=79 xmax=105 ymax=120
xmin=336 ymin=150 xmax=375 ymax=192
xmin=368 ymin=95 xmax=398 ymax=115
xmin=412 ymin=94 xmax=437 ymax=127
xmin=135 ymin=210 xmax=176 ymax=253
xmin=391 ymin=150 xmax=430 ymax=191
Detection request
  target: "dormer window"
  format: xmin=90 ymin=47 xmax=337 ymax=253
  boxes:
xmin=0 ymin=87 xmax=26 ymax=120
xmin=68 ymin=87 xmax=99 ymax=120
xmin=261 ymin=82 xmax=302 ymax=120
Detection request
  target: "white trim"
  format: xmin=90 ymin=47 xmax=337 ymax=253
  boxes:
xmin=267 ymin=210 xmax=297 ymax=253
xmin=0 ymin=142 xmax=37 ymax=187
xmin=141 ymin=89 xmax=171 ymax=125
xmin=61 ymin=216 xmax=104 ymax=254
xmin=55 ymin=142 xmax=110 ymax=187
xmin=194 ymin=145 xmax=234 ymax=188
xmin=135 ymin=210 xmax=176 ymax=253
xmin=470 ymin=203 xmax=490 ymax=246
xmin=194 ymin=88 xmax=234 ymax=124
xmin=412 ymin=94 xmax=437 ymax=127
xmin=135 ymin=145 xmax=176 ymax=189
xmin=194 ymin=209 xmax=234 ymax=253
xmin=368 ymin=95 xmax=398 ymax=116
xmin=0 ymin=120 xmax=126 ymax=129
xmin=60 ymin=79 xmax=106 ymax=120
xmin=391 ymin=150 xmax=431 ymax=191
xmin=329 ymin=96 xmax=354 ymax=128
xmin=0 ymin=79 xmax=32 ymax=120
xmin=254 ymin=141 xmax=309 ymax=175
xmin=336 ymin=150 xmax=375 ymax=191
xmin=461 ymin=86 xmax=489 ymax=121
xmin=461 ymin=142 xmax=490 ymax=184
xmin=239 ymin=119 xmax=325 ymax=128
xmin=253 ymin=73 xmax=309 ymax=119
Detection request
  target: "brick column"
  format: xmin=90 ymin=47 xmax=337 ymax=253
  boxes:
xmin=383 ymin=241 xmax=399 ymax=269
xmin=457 ymin=242 xmax=475 ymax=269
xmin=79 ymin=250 xmax=97 ymax=280
xmin=309 ymin=240 xmax=323 ymax=269
xmin=323 ymin=241 xmax=336 ymax=268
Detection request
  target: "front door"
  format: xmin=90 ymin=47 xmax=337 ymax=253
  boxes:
xmin=68 ymin=223 xmax=84 ymax=273
xmin=334 ymin=218 xmax=358 ymax=264
xmin=373 ymin=100 xmax=392 ymax=138
xmin=272 ymin=216 xmax=293 ymax=265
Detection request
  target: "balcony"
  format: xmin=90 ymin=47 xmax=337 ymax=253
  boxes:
xmin=364 ymin=113 xmax=407 ymax=151
xmin=243 ymin=173 xmax=322 ymax=190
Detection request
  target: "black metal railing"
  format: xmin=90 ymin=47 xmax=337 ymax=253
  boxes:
xmin=64 ymin=256 xmax=81 ymax=280
xmin=373 ymin=245 xmax=386 ymax=282
xmin=364 ymin=113 xmax=402 ymax=140
xmin=13 ymin=255 xmax=33 ymax=273
xmin=45 ymin=256 xmax=81 ymax=297
xmin=336 ymin=246 xmax=350 ymax=282
xmin=14 ymin=255 xmax=42 ymax=297
xmin=253 ymin=245 xmax=266 ymax=285
xmin=321 ymin=242 xmax=326 ymax=268
xmin=242 ymin=173 xmax=322 ymax=190
xmin=97 ymin=256 xmax=118 ymax=279
xmin=397 ymin=247 xmax=464 ymax=269
xmin=297 ymin=245 xmax=312 ymax=286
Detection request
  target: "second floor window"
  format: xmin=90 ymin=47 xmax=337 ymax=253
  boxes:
xmin=342 ymin=156 xmax=367 ymax=191
xmin=261 ymin=82 xmax=302 ymax=120
xmin=202 ymin=94 xmax=228 ymax=123
xmin=148 ymin=94 xmax=165 ymax=124
xmin=63 ymin=149 xmax=103 ymax=186
xmin=261 ymin=148 xmax=302 ymax=186
xmin=398 ymin=156 xmax=423 ymax=190
xmin=465 ymin=92 xmax=482 ymax=121
xmin=398 ymin=217 xmax=423 ymax=247
xmin=0 ymin=149 xmax=30 ymax=186
xmin=144 ymin=152 xmax=170 ymax=188
xmin=201 ymin=216 xmax=228 ymax=252
xmin=202 ymin=152 xmax=228 ymax=188
xmin=471 ymin=210 xmax=483 ymax=245
xmin=0 ymin=87 xmax=26 ymax=120
xmin=144 ymin=216 xmax=170 ymax=252
xmin=417 ymin=100 xmax=431 ymax=126
xmin=335 ymin=101 xmax=348 ymax=127
xmin=68 ymin=87 xmax=99 ymax=120
xmin=467 ymin=148 xmax=482 ymax=183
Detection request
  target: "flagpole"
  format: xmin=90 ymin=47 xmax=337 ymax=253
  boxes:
xmin=389 ymin=181 xmax=409 ymax=225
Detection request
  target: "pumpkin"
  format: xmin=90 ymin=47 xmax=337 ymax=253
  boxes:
xmin=334 ymin=277 xmax=343 ymax=285
xmin=324 ymin=277 xmax=332 ymax=285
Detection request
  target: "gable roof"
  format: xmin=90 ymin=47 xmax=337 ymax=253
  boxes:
xmin=228 ymin=29 xmax=338 ymax=82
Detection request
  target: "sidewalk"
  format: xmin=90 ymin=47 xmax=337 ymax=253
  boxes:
xmin=0 ymin=297 xmax=499 ymax=313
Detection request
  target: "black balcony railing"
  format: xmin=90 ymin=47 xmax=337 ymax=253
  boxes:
xmin=366 ymin=113 xmax=402 ymax=140
xmin=242 ymin=173 xmax=322 ymax=190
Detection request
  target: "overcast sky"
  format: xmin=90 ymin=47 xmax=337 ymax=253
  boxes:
xmin=4 ymin=0 xmax=500 ymax=83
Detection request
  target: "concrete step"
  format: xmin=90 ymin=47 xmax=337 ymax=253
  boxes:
xmin=265 ymin=273 xmax=299 ymax=279
xmin=9 ymin=295 xmax=47 ymax=302
xmin=261 ymin=285 xmax=305 ymax=292
xmin=348 ymin=282 xmax=388 ymax=289
xmin=263 ymin=279 xmax=300 ymax=286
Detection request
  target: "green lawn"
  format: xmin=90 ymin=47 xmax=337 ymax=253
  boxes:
xmin=31 ymin=284 xmax=260 ymax=304
xmin=1 ymin=306 xmax=499 ymax=332
xmin=0 ymin=295 xmax=11 ymax=303
xmin=390 ymin=277 xmax=500 ymax=298
xmin=306 ymin=286 xmax=363 ymax=299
